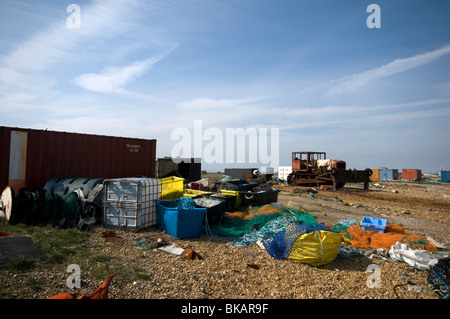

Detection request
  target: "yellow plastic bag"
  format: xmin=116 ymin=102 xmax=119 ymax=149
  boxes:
xmin=288 ymin=230 xmax=342 ymax=266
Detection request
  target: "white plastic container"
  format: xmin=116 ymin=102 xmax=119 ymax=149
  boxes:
xmin=103 ymin=178 xmax=160 ymax=230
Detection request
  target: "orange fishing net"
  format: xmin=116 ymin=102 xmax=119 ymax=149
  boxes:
xmin=340 ymin=224 xmax=437 ymax=252
xmin=228 ymin=204 xmax=305 ymax=220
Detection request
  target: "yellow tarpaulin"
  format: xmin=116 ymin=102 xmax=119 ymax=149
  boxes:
xmin=288 ymin=230 xmax=342 ymax=266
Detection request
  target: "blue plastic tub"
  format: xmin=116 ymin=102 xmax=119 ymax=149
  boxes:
xmin=154 ymin=200 xmax=206 ymax=239
xmin=360 ymin=216 xmax=387 ymax=233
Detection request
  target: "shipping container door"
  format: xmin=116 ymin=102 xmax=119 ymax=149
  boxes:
xmin=8 ymin=131 xmax=28 ymax=192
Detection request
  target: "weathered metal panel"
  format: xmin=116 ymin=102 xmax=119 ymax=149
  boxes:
xmin=402 ymin=169 xmax=422 ymax=181
xmin=0 ymin=126 xmax=157 ymax=193
xmin=379 ymin=169 xmax=399 ymax=181
xmin=441 ymin=171 xmax=450 ymax=183
xmin=370 ymin=169 xmax=380 ymax=181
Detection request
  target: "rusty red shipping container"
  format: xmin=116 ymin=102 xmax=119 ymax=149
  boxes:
xmin=0 ymin=126 xmax=157 ymax=193
xmin=402 ymin=169 xmax=422 ymax=181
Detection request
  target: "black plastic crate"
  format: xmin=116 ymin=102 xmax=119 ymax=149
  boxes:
xmin=209 ymin=193 xmax=237 ymax=212
xmin=240 ymin=190 xmax=279 ymax=206
xmin=193 ymin=196 xmax=226 ymax=225
xmin=215 ymin=180 xmax=257 ymax=192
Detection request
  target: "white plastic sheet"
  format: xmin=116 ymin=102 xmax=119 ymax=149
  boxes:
xmin=388 ymin=242 xmax=439 ymax=270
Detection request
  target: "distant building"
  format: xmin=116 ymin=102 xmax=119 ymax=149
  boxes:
xmin=156 ymin=157 xmax=201 ymax=182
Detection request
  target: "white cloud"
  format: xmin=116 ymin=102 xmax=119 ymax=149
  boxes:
xmin=72 ymin=55 xmax=166 ymax=94
xmin=2 ymin=0 xmax=138 ymax=72
xmin=0 ymin=0 xmax=143 ymax=109
xmin=178 ymin=97 xmax=266 ymax=110
xmin=328 ymin=45 xmax=450 ymax=94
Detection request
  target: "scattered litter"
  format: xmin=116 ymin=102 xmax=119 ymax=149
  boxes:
xmin=286 ymin=201 xmax=301 ymax=211
xmin=136 ymin=241 xmax=148 ymax=247
xmin=180 ymin=246 xmax=203 ymax=260
xmin=102 ymin=231 xmax=123 ymax=243
xmin=246 ymin=263 xmax=260 ymax=270
xmin=393 ymin=280 xmax=419 ymax=299
xmin=77 ymin=216 xmax=96 ymax=231
xmin=366 ymin=248 xmax=395 ymax=262
xmin=390 ymin=189 xmax=399 ymax=193
xmin=158 ymin=244 xmax=185 ymax=256
xmin=156 ymin=234 xmax=167 ymax=247
xmin=427 ymin=236 xmax=446 ymax=250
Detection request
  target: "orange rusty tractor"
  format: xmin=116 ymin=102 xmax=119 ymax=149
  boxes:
xmin=287 ymin=151 xmax=372 ymax=190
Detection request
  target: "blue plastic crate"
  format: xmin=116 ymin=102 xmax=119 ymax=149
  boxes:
xmin=360 ymin=216 xmax=387 ymax=233
xmin=154 ymin=200 xmax=206 ymax=239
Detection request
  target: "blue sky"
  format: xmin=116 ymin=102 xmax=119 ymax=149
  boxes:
xmin=1 ymin=0 xmax=449 ymax=173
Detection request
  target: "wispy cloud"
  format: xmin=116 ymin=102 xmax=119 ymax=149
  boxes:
xmin=278 ymin=98 xmax=450 ymax=131
xmin=178 ymin=97 xmax=266 ymax=110
xmin=0 ymin=0 xmax=142 ymax=110
xmin=328 ymin=45 xmax=450 ymax=94
xmin=72 ymin=53 xmax=170 ymax=94
xmin=2 ymin=0 xmax=138 ymax=72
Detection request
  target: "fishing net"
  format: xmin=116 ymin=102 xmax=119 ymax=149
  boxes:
xmin=163 ymin=197 xmax=197 ymax=210
xmin=427 ymin=257 xmax=450 ymax=299
xmin=45 ymin=190 xmax=84 ymax=228
xmin=227 ymin=204 xmax=316 ymax=224
xmin=10 ymin=188 xmax=86 ymax=228
xmin=207 ymin=204 xmax=318 ymax=245
xmin=238 ymin=214 xmax=304 ymax=246
xmin=331 ymin=219 xmax=358 ymax=233
xmin=209 ymin=212 xmax=283 ymax=239
xmin=339 ymin=224 xmax=437 ymax=252
xmin=263 ymin=222 xmax=333 ymax=259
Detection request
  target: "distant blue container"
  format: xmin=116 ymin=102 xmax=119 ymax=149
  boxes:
xmin=441 ymin=171 xmax=450 ymax=183
xmin=154 ymin=200 xmax=206 ymax=239
xmin=379 ymin=169 xmax=399 ymax=181
xmin=361 ymin=216 xmax=387 ymax=233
